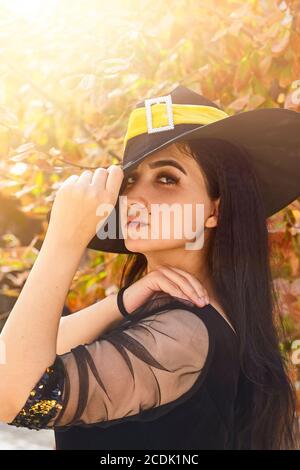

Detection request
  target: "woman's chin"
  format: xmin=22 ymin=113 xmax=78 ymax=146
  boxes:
xmin=123 ymin=223 xmax=189 ymax=251
xmin=124 ymin=237 xmax=155 ymax=252
xmin=124 ymin=236 xmax=185 ymax=253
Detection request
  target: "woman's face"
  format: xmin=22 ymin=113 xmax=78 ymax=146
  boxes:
xmin=120 ymin=142 xmax=219 ymax=253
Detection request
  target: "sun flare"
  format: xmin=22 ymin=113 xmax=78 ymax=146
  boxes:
xmin=0 ymin=0 xmax=58 ymax=21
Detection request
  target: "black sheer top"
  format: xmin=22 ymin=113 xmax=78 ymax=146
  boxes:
xmin=7 ymin=292 xmax=241 ymax=450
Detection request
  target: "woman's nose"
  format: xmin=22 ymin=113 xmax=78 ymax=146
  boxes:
xmin=127 ymin=200 xmax=149 ymax=217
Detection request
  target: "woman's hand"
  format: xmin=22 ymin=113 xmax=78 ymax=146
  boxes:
xmin=122 ymin=265 xmax=210 ymax=312
xmin=47 ymin=166 xmax=124 ymax=249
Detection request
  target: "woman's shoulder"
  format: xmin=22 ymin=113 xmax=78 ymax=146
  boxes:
xmin=129 ymin=292 xmax=236 ymax=332
xmin=96 ymin=292 xmax=239 ymax=382
xmin=110 ymin=292 xmax=239 ymax=360
xmin=127 ymin=293 xmax=241 ymax=400
xmin=139 ymin=293 xmax=240 ymax=371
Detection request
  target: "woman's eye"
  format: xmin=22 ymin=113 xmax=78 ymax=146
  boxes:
xmin=125 ymin=176 xmax=135 ymax=185
xmin=157 ymin=173 xmax=179 ymax=185
xmin=124 ymin=173 xmax=179 ymax=187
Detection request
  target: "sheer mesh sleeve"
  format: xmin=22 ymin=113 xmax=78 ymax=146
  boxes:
xmin=7 ymin=293 xmax=210 ymax=431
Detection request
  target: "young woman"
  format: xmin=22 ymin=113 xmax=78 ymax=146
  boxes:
xmin=0 ymin=85 xmax=300 ymax=450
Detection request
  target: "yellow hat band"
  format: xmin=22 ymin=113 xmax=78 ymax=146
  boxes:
xmin=123 ymin=103 xmax=229 ymax=150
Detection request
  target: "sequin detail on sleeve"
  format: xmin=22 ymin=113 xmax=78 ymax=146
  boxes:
xmin=8 ymin=356 xmax=65 ymax=430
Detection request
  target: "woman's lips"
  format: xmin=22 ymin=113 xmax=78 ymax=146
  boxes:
xmin=127 ymin=220 xmax=149 ymax=228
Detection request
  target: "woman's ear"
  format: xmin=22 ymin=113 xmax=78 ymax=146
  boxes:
xmin=205 ymin=197 xmax=220 ymax=229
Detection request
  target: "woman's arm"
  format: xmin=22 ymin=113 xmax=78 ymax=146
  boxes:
xmin=56 ymin=263 xmax=212 ymax=355
xmin=56 ymin=292 xmax=124 ymax=355
xmin=0 ymin=166 xmax=125 ymax=423
xmin=56 ymin=264 xmax=210 ymax=355
xmin=0 ymin=231 xmax=89 ymax=421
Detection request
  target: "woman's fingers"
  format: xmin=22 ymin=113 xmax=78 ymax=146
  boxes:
xmin=152 ymin=272 xmax=194 ymax=304
xmin=158 ymin=266 xmax=208 ymax=304
xmin=155 ymin=267 xmax=208 ymax=308
xmin=90 ymin=168 xmax=108 ymax=189
xmin=105 ymin=165 xmax=124 ymax=193
xmin=89 ymin=165 xmax=124 ymax=200
xmin=59 ymin=165 xmax=123 ymax=193
xmin=77 ymin=170 xmax=93 ymax=185
xmin=60 ymin=174 xmax=79 ymax=188
xmin=60 ymin=166 xmax=124 ymax=203
xmin=164 ymin=265 xmax=209 ymax=302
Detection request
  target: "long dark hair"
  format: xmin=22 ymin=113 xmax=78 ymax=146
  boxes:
xmin=119 ymin=137 xmax=300 ymax=449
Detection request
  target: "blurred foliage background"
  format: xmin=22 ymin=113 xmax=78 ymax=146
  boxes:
xmin=0 ymin=0 xmax=300 ymax=410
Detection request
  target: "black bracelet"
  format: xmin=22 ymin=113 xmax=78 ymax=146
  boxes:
xmin=117 ymin=286 xmax=131 ymax=319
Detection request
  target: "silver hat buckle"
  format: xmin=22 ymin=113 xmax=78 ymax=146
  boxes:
xmin=145 ymin=94 xmax=175 ymax=134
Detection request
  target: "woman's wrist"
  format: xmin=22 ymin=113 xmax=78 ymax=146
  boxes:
xmin=44 ymin=224 xmax=87 ymax=257
xmin=116 ymin=287 xmax=132 ymax=318
xmin=121 ymin=284 xmax=147 ymax=315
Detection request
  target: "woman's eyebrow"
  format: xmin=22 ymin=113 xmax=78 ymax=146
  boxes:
xmin=147 ymin=159 xmax=187 ymax=175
